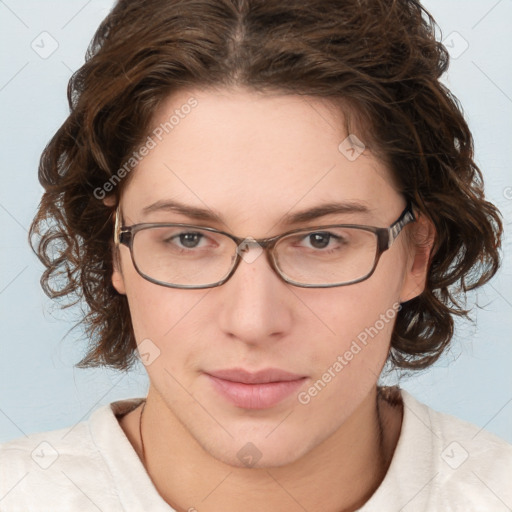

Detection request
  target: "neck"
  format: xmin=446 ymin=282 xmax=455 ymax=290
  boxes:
xmin=132 ymin=386 xmax=402 ymax=512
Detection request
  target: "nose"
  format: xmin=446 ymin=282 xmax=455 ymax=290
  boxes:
xmin=215 ymin=243 xmax=293 ymax=346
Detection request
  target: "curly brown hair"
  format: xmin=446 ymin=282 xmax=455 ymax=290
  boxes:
xmin=29 ymin=0 xmax=502 ymax=372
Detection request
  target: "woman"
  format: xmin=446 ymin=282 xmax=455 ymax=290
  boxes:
xmin=1 ymin=0 xmax=510 ymax=510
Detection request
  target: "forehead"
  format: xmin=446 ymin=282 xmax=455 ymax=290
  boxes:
xmin=121 ymin=86 xmax=401 ymax=229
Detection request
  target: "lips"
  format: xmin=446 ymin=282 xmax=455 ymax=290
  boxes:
xmin=205 ymin=368 xmax=307 ymax=409
xmin=208 ymin=368 xmax=305 ymax=384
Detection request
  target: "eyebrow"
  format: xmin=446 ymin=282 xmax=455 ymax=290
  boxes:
xmin=141 ymin=199 xmax=372 ymax=226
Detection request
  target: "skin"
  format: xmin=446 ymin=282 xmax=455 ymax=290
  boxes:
xmin=111 ymin=86 xmax=434 ymax=512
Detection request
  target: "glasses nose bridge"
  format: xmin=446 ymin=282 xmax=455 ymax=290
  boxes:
xmin=230 ymin=234 xmax=282 ymax=281
xmin=234 ymin=234 xmax=278 ymax=260
xmin=235 ymin=233 xmax=277 ymax=249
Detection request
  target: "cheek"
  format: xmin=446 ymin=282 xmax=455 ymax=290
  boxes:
xmin=299 ymin=252 xmax=405 ymax=383
xmin=120 ymin=259 xmax=207 ymax=367
xmin=304 ymin=286 xmax=398 ymax=370
xmin=127 ymin=285 xmax=205 ymax=342
xmin=124 ymin=282 xmax=215 ymax=409
xmin=294 ymin=279 xmax=402 ymax=425
xmin=119 ymin=246 xmax=194 ymax=337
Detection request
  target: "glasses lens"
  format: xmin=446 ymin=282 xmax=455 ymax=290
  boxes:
xmin=132 ymin=226 xmax=237 ymax=287
xmin=130 ymin=225 xmax=379 ymax=288
xmin=274 ymin=227 xmax=378 ymax=285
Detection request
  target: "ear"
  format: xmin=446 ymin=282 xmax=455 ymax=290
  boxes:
xmin=399 ymin=212 xmax=436 ymax=303
xmin=103 ymin=194 xmax=116 ymax=207
xmin=104 ymin=196 xmax=127 ymax=295
xmin=111 ymin=246 xmax=127 ymax=295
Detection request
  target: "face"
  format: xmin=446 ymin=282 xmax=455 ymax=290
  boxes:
xmin=112 ymin=86 xmax=429 ymax=468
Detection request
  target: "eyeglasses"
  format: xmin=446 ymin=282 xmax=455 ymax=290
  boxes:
xmin=114 ymin=203 xmax=415 ymax=289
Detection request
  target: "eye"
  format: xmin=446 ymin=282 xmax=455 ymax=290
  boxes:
xmin=173 ymin=231 xmax=205 ymax=249
xmin=152 ymin=228 xmax=213 ymax=250
xmin=306 ymin=232 xmax=334 ymax=249
xmin=299 ymin=231 xmax=347 ymax=250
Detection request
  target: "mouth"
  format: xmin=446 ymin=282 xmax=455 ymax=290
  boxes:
xmin=205 ymin=368 xmax=307 ymax=410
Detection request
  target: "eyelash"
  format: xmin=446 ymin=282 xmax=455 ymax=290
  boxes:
xmin=164 ymin=230 xmax=348 ymax=251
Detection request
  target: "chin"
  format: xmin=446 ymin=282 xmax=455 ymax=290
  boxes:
xmin=197 ymin=427 xmax=320 ymax=469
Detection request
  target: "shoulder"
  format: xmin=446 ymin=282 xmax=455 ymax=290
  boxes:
xmin=402 ymin=389 xmax=512 ymax=465
xmin=0 ymin=403 xmax=123 ymax=511
xmin=363 ymin=388 xmax=512 ymax=511
xmin=400 ymin=389 xmax=511 ymax=510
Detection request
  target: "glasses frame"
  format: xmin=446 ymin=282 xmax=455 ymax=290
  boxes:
xmin=114 ymin=202 xmax=416 ymax=289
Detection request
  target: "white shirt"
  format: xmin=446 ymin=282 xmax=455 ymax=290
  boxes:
xmin=1 ymin=389 xmax=511 ymax=511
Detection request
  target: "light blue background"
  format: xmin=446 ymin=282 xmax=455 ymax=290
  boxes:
xmin=0 ymin=0 xmax=511 ymax=444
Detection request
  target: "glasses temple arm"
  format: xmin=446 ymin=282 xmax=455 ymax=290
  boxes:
xmin=114 ymin=205 xmax=121 ymax=245
xmin=387 ymin=204 xmax=416 ymax=249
